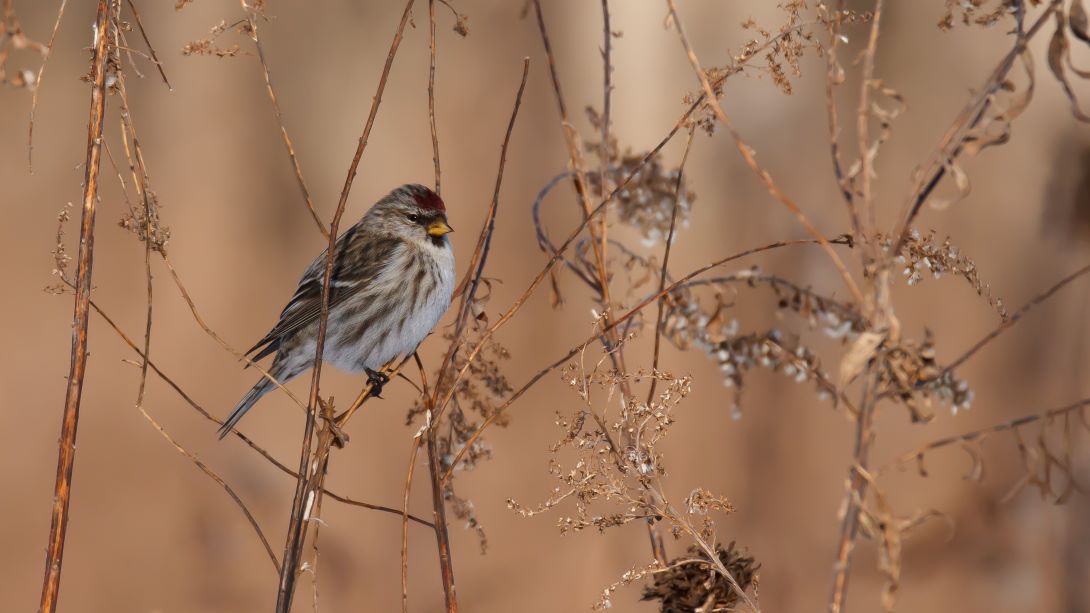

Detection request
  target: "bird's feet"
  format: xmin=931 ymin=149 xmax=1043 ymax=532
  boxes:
xmin=365 ymin=368 xmax=390 ymax=399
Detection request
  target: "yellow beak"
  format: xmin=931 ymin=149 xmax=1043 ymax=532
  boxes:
xmin=427 ymin=220 xmax=453 ymax=238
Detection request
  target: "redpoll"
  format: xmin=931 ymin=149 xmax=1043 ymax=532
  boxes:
xmin=218 ymin=184 xmax=455 ymax=438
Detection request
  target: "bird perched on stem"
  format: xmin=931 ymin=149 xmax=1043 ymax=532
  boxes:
xmin=218 ymin=184 xmax=455 ymax=438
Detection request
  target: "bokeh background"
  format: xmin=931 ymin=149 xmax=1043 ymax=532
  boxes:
xmin=3 ymin=1 xmax=1090 ymax=611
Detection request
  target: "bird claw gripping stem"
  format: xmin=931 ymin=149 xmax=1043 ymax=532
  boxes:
xmin=365 ymin=368 xmax=390 ymax=399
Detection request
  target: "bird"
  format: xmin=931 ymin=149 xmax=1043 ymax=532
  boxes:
xmin=218 ymin=184 xmax=455 ymax=438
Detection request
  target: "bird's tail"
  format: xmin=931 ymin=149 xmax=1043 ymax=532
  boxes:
xmin=218 ymin=375 xmax=277 ymax=439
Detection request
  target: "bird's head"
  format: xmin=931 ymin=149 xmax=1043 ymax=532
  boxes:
xmin=371 ymin=184 xmax=453 ymax=247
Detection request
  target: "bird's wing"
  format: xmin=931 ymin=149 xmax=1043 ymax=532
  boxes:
xmin=245 ymin=229 xmax=403 ymax=362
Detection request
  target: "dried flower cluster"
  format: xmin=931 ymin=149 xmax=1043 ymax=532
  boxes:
xmin=119 ymin=190 xmax=171 ymax=254
xmin=937 ymin=0 xmax=1028 ymax=30
xmin=659 ymin=272 xmax=851 ymax=417
xmin=878 ymin=332 xmax=974 ymax=421
xmin=508 ymin=368 xmax=693 ymax=532
xmin=888 ymin=229 xmax=1006 ymax=319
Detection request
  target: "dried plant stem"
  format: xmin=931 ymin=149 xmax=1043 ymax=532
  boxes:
xmin=891 ymin=0 xmax=1062 ymax=251
xmin=124 ymin=0 xmax=170 ymax=89
xmin=39 ymin=3 xmax=109 ymax=611
xmin=823 ymin=0 xmax=858 ymax=229
xmin=830 ymin=5 xmax=890 ymax=610
xmin=856 ymin=0 xmax=884 ymax=260
xmin=428 ymin=0 xmax=441 ymax=194
xmin=597 ymin=0 xmax=612 ymax=270
xmin=828 ymin=372 xmax=880 ymax=613
xmin=86 ymin=295 xmax=433 ymax=525
xmin=402 ymin=430 xmax=424 ymax=613
xmin=276 ymin=2 xmax=415 ymax=610
xmin=940 ymin=262 xmax=1090 ymax=376
xmin=136 ymin=403 xmax=280 ymax=573
xmin=647 ymin=126 xmax=696 ymax=405
xmin=434 ymin=58 xmax=529 ymax=417
xmin=244 ymin=5 xmax=328 ymax=239
xmin=426 ymin=414 xmax=458 ymax=613
xmin=885 ymin=398 xmax=1090 ymax=475
xmin=27 ymin=0 xmax=68 ymax=173
xmin=530 ymin=0 xmax=616 ymax=326
xmin=664 ymin=0 xmax=864 ymax=307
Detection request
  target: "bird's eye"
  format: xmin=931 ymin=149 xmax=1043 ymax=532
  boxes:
xmin=407 ymin=214 xmax=420 ymax=223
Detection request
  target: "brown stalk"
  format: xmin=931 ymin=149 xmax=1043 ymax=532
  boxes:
xmin=884 ymin=398 xmax=1090 ymax=476
xmin=27 ymin=0 xmax=67 ymax=173
xmin=426 ymin=414 xmax=458 ymax=613
xmin=530 ymin=0 xmax=616 ymax=325
xmin=85 ymin=296 xmax=433 ymax=526
xmin=135 ymin=402 xmax=281 ymax=573
xmin=823 ymin=0 xmax=859 ymax=231
xmin=428 ymin=0 xmax=441 ymax=194
xmin=829 ymin=4 xmax=889 ymax=611
xmin=276 ymin=2 xmax=415 ymax=610
xmin=646 ymin=126 xmax=696 ymax=405
xmin=124 ymin=0 xmax=170 ymax=89
xmin=663 ymin=0 xmax=864 ymax=307
xmin=597 ymin=0 xmax=612 ymax=272
xmin=401 ymin=434 xmax=424 ymax=613
xmin=856 ymin=0 xmax=884 ymax=261
xmin=938 ymin=262 xmax=1090 ymax=378
xmin=433 ymin=58 xmax=529 ymax=420
xmin=164 ymin=256 xmax=307 ymax=412
xmin=243 ymin=5 xmax=328 ymax=239
xmin=38 ymin=3 xmax=109 ymax=611
xmin=423 ymin=56 xmax=530 ymax=613
xmin=890 ymin=0 xmax=1062 ymax=252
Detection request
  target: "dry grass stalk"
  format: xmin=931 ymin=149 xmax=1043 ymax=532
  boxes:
xmin=38 ymin=3 xmax=110 ymax=611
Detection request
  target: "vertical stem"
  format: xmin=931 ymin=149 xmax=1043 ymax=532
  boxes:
xmin=426 ymin=416 xmax=458 ymax=612
xmin=427 ymin=0 xmax=441 ymax=195
xmin=275 ymin=2 xmax=416 ymax=610
xmin=39 ymin=1 xmax=110 ymax=611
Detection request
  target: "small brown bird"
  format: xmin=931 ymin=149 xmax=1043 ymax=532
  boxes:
xmin=218 ymin=184 xmax=455 ymax=438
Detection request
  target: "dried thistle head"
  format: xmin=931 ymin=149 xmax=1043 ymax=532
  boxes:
xmin=641 ymin=543 xmax=759 ymax=613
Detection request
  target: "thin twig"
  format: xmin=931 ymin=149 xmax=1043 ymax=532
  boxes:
xmin=124 ymin=0 xmax=171 ymax=89
xmin=243 ymin=5 xmax=328 ymax=238
xmin=136 ymin=403 xmax=280 ymax=573
xmin=428 ymin=0 xmax=441 ymax=194
xmin=39 ymin=3 xmax=109 ymax=611
xmin=829 ymin=4 xmax=887 ymax=610
xmin=647 ymin=126 xmax=695 ymax=405
xmin=882 ymin=398 xmax=1090 ymax=475
xmin=27 ymin=0 xmax=67 ymax=173
xmin=664 ymin=0 xmax=864 ymax=307
xmin=426 ymin=408 xmax=458 ymax=613
xmin=890 ymin=0 xmax=1062 ymax=251
xmin=939 ymin=262 xmax=1090 ymax=377
xmin=434 ymin=58 xmax=529 ymax=420
xmin=85 ymin=296 xmax=433 ymax=526
xmin=276 ymin=2 xmax=416 ymax=610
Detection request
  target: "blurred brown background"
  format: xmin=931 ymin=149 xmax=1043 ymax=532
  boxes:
xmin=3 ymin=1 xmax=1090 ymax=611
